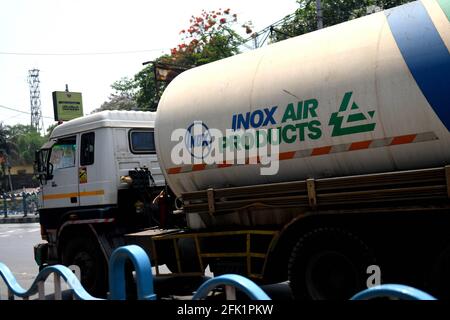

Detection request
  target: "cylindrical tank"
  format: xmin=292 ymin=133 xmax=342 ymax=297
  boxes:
xmin=155 ymin=0 xmax=450 ymax=198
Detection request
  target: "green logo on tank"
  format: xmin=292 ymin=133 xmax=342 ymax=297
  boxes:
xmin=328 ymin=92 xmax=376 ymax=137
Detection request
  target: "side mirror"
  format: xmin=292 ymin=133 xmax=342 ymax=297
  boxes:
xmin=34 ymin=150 xmax=44 ymax=183
xmin=34 ymin=149 xmax=53 ymax=182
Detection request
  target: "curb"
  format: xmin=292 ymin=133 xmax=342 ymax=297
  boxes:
xmin=0 ymin=216 xmax=39 ymax=224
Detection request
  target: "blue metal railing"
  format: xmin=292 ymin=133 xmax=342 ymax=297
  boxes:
xmin=1 ymin=190 xmax=39 ymax=218
xmin=192 ymin=274 xmax=271 ymax=300
xmin=0 ymin=262 xmax=101 ymax=300
xmin=0 ymin=244 xmax=441 ymax=300
xmin=108 ymin=245 xmax=156 ymax=300
xmin=351 ymin=284 xmax=437 ymax=300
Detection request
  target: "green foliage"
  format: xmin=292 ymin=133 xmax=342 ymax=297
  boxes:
xmin=271 ymin=0 xmax=414 ymax=42
xmin=93 ymin=77 xmax=140 ymax=113
xmin=45 ymin=123 xmax=58 ymax=138
xmin=169 ymin=9 xmax=247 ymax=67
xmin=14 ymin=130 xmax=46 ymax=165
xmin=0 ymin=123 xmax=18 ymax=170
xmin=102 ymin=8 xmax=250 ymax=111
xmin=133 ymin=63 xmax=163 ymax=111
xmin=92 ymin=94 xmax=139 ymax=113
xmin=0 ymin=124 xmax=46 ymax=166
xmin=110 ymin=77 xmax=137 ymax=99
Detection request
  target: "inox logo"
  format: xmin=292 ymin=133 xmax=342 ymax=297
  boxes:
xmin=232 ymin=106 xmax=278 ymax=130
xmin=185 ymin=121 xmax=212 ymax=159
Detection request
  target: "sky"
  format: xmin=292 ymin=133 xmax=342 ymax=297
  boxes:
xmin=0 ymin=0 xmax=299 ymax=132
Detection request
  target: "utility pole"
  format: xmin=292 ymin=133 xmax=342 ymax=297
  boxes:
xmin=316 ymin=0 xmax=324 ymax=30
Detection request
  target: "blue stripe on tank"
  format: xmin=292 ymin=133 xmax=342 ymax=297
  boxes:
xmin=386 ymin=0 xmax=450 ymax=131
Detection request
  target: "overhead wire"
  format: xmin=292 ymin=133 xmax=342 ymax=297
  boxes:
xmin=0 ymin=48 xmax=169 ymax=56
xmin=0 ymin=105 xmax=53 ymax=119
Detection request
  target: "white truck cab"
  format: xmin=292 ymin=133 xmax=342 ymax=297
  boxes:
xmin=34 ymin=111 xmax=172 ymax=296
xmin=36 ymin=110 xmax=165 ymax=210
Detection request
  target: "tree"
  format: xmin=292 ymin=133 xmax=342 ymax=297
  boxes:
xmin=93 ymin=77 xmax=139 ymax=113
xmin=133 ymin=63 xmax=164 ymax=111
xmin=271 ymin=0 xmax=413 ymax=42
xmin=102 ymin=8 xmax=251 ymax=112
xmin=93 ymin=94 xmax=138 ymax=113
xmin=45 ymin=123 xmax=58 ymax=138
xmin=0 ymin=123 xmax=18 ymax=189
xmin=169 ymin=8 xmax=249 ymax=67
xmin=3 ymin=124 xmax=46 ymax=166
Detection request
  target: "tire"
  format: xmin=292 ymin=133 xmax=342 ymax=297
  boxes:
xmin=61 ymin=236 xmax=108 ymax=297
xmin=427 ymin=243 xmax=450 ymax=299
xmin=288 ymin=227 xmax=375 ymax=300
xmin=166 ymin=238 xmax=202 ymax=273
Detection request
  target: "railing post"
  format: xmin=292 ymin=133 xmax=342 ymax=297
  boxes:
xmin=22 ymin=192 xmax=27 ymax=217
xmin=3 ymin=193 xmax=7 ymax=218
xmin=225 ymin=285 xmax=237 ymax=300
xmin=11 ymin=193 xmax=16 ymax=214
xmin=38 ymin=281 xmax=45 ymax=300
xmin=54 ymin=273 xmax=62 ymax=300
xmin=8 ymin=288 xmax=14 ymax=300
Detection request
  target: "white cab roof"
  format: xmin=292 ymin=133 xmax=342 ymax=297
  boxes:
xmin=50 ymin=110 xmax=156 ymax=139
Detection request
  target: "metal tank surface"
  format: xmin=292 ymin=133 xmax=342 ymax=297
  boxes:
xmin=155 ymin=0 xmax=450 ymax=197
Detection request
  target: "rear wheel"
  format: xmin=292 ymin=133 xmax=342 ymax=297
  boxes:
xmin=288 ymin=227 xmax=375 ymax=300
xmin=61 ymin=236 xmax=108 ymax=297
xmin=427 ymin=243 xmax=450 ymax=299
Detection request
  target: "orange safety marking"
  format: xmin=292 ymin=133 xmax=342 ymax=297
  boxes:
xmin=279 ymin=151 xmax=296 ymax=160
xmin=43 ymin=190 xmax=104 ymax=200
xmin=168 ymin=167 xmax=182 ymax=174
xmin=43 ymin=192 xmax=78 ymax=200
xmin=311 ymin=146 xmax=332 ymax=156
xmin=80 ymin=190 xmax=105 ymax=197
xmin=390 ymin=134 xmax=417 ymax=145
xmin=192 ymin=164 xmax=207 ymax=171
xmin=349 ymin=140 xmax=372 ymax=151
xmin=166 ymin=132 xmax=436 ymax=175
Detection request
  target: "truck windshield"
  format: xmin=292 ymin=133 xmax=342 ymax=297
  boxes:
xmin=50 ymin=137 xmax=77 ymax=169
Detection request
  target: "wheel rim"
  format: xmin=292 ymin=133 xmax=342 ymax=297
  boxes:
xmin=305 ymin=250 xmax=359 ymax=300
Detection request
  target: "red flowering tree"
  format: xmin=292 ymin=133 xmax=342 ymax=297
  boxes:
xmin=103 ymin=8 xmax=253 ymax=111
xmin=166 ymin=8 xmax=252 ymax=66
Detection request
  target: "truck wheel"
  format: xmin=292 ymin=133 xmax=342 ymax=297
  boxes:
xmin=61 ymin=236 xmax=108 ymax=297
xmin=288 ymin=227 xmax=375 ymax=300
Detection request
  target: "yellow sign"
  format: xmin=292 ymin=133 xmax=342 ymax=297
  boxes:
xmin=52 ymin=91 xmax=83 ymax=121
xmin=79 ymin=167 xmax=87 ymax=184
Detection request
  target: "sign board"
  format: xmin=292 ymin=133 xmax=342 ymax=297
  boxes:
xmin=52 ymin=91 xmax=83 ymax=121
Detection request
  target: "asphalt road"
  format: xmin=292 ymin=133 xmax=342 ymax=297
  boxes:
xmin=0 ymin=223 xmax=293 ymax=300
xmin=0 ymin=223 xmax=53 ymax=299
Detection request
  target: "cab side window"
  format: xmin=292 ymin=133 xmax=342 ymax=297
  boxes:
xmin=80 ymin=132 xmax=95 ymax=166
xmin=129 ymin=130 xmax=155 ymax=154
xmin=50 ymin=136 xmax=76 ymax=170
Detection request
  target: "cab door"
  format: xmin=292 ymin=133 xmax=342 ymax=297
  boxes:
xmin=41 ymin=135 xmax=79 ymax=209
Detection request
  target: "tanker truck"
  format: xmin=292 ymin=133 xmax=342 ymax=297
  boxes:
xmin=34 ymin=0 xmax=450 ymax=299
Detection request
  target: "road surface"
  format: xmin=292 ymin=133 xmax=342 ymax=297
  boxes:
xmin=0 ymin=223 xmax=52 ymax=299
